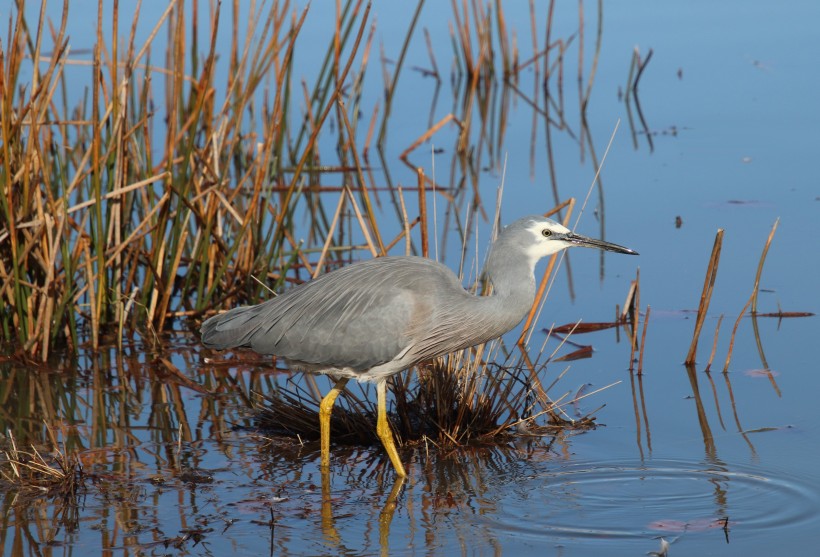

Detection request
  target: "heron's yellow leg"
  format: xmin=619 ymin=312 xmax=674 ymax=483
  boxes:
xmin=375 ymin=380 xmax=407 ymax=478
xmin=319 ymin=377 xmax=349 ymax=468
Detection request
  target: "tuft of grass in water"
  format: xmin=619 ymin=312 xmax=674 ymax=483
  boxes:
xmin=255 ymin=352 xmax=599 ymax=454
xmin=1 ymin=428 xmax=84 ymax=499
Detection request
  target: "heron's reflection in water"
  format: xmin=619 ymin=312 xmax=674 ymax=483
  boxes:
xmin=260 ymin=435 xmax=561 ymax=555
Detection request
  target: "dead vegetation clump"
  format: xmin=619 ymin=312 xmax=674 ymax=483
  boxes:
xmin=255 ymin=353 xmax=600 ymax=455
xmin=0 ymin=429 xmax=85 ymax=500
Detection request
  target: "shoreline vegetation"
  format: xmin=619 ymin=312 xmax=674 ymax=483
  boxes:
xmin=1 ymin=0 xmax=608 ymax=360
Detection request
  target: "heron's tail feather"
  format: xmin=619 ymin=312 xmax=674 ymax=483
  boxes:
xmin=200 ymin=304 xmax=269 ymax=350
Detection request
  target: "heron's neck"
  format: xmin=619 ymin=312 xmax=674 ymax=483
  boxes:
xmin=474 ymin=247 xmax=538 ymax=339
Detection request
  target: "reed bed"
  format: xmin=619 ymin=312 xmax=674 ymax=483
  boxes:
xmin=1 ymin=0 xmax=379 ymax=359
xmin=1 ymin=0 xmax=603 ymax=364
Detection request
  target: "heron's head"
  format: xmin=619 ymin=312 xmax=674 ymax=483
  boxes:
xmin=508 ymin=215 xmax=638 ymax=265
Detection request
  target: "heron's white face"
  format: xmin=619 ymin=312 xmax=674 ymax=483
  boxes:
xmin=520 ymin=216 xmax=637 ymax=265
xmin=524 ymin=219 xmax=574 ymax=263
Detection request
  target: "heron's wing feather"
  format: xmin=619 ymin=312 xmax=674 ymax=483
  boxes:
xmin=201 ymin=257 xmax=459 ymax=370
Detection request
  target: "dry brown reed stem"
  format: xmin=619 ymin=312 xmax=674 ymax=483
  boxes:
xmin=704 ymin=314 xmax=724 ymax=373
xmin=344 ymin=186 xmax=379 ymax=258
xmin=528 ymin=0 xmax=538 ymax=68
xmin=751 ymin=218 xmax=779 ymax=314
xmin=629 ymin=267 xmax=640 ymax=371
xmin=722 ymin=293 xmax=753 ymax=374
xmin=450 ymin=0 xmax=472 ymax=73
xmin=313 ymin=194 xmax=348 ymax=278
xmin=384 ymin=219 xmax=420 ymax=254
xmin=721 ymin=219 xmax=780 ymax=372
xmin=685 ymin=229 xmax=724 ymax=365
xmin=399 ymin=113 xmax=456 ymax=171
xmin=376 ymin=0 xmax=424 ymax=146
xmin=495 ymin=0 xmax=511 ymax=77
xmin=417 ymin=167 xmax=429 ymax=258
xmin=362 ymin=102 xmax=380 ymax=159
xmin=509 ymin=200 xmax=577 ymax=422
xmin=457 ymin=42 xmax=489 ymax=154
xmin=624 ymin=47 xmax=654 ymax=151
xmin=580 ymin=0 xmax=603 ymax=111
xmin=619 ymin=280 xmax=637 ymax=322
xmin=637 ymin=304 xmax=650 ymax=375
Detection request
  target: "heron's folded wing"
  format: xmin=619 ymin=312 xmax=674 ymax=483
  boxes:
xmin=203 ymin=257 xmax=455 ymax=370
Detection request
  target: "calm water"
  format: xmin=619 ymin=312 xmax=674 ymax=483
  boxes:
xmin=3 ymin=1 xmax=820 ymax=555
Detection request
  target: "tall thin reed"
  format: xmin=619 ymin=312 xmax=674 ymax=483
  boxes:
xmin=685 ymin=230 xmax=724 ymax=366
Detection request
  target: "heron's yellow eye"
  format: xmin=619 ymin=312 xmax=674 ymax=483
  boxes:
xmin=541 ymin=229 xmax=552 ymax=238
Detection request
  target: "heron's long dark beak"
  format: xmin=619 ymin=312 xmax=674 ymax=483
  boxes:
xmin=562 ymin=232 xmax=639 ymax=255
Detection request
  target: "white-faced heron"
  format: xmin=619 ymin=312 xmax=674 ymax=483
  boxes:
xmin=200 ymin=215 xmax=637 ymax=477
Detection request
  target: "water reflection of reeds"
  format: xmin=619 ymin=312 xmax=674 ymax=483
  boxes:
xmin=1 ymin=332 xmax=580 ymax=554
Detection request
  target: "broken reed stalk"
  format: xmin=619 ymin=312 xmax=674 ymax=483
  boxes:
xmin=422 ymin=28 xmax=441 ymax=80
xmin=751 ymin=218 xmax=779 ymax=314
xmin=685 ymin=229 xmax=724 ymax=366
xmin=417 ymin=167 xmax=429 ymax=258
xmin=722 ymin=293 xmax=753 ymax=373
xmin=629 ymin=267 xmax=640 ymax=372
xmin=637 ymin=304 xmax=650 ymax=375
xmin=1 ymin=428 xmax=84 ymax=497
xmin=722 ymin=218 xmax=780 ymax=372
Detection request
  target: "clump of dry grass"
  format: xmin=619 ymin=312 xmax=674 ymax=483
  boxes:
xmin=255 ymin=344 xmax=600 ymax=454
xmin=1 ymin=429 xmax=84 ymax=499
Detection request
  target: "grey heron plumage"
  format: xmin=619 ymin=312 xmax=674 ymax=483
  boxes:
xmin=200 ymin=215 xmax=637 ymax=477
